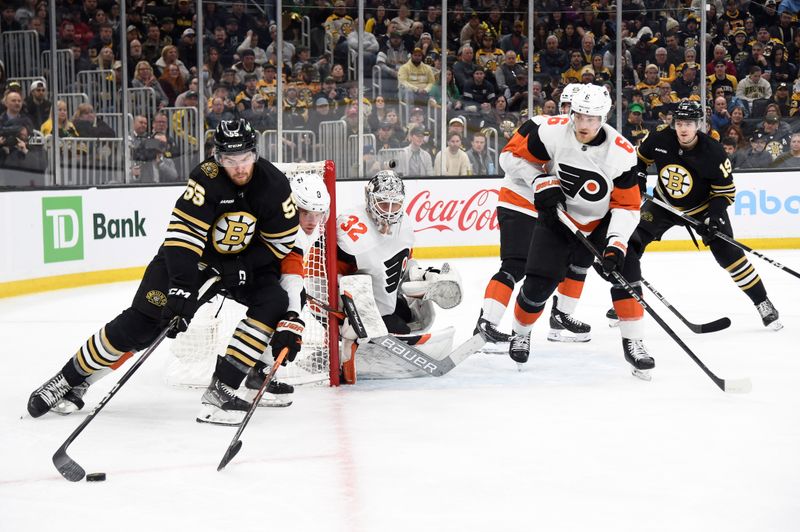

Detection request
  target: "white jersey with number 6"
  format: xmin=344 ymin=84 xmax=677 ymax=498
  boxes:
xmin=336 ymin=207 xmax=416 ymax=316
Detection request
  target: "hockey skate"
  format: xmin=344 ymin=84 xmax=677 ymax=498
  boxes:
xmin=509 ymin=331 xmax=531 ymax=366
xmin=548 ymin=297 xmax=591 ymax=342
xmin=197 ymin=376 xmax=251 ymax=426
xmin=622 ymin=338 xmax=655 ymax=381
xmin=606 ymin=308 xmax=620 ymax=327
xmin=474 ymin=312 xmax=511 ymax=354
xmin=244 ymin=362 xmax=294 ymax=408
xmin=51 ymin=382 xmax=89 ymax=415
xmin=756 ymin=298 xmax=783 ymax=331
xmin=27 ymin=372 xmax=80 ymax=418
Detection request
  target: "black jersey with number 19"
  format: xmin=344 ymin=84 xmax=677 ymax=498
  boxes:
xmin=636 ymin=128 xmax=735 ymax=216
xmin=162 ymin=157 xmax=300 ymax=290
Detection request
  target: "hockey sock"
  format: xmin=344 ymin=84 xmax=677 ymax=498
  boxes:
xmin=724 ymin=256 xmax=767 ymax=305
xmin=611 ymin=288 xmax=645 ymax=339
xmin=481 ymin=271 xmax=515 ymax=324
xmin=64 ymin=327 xmax=130 ymax=385
xmin=555 ymin=264 xmax=589 ymax=314
xmin=512 ymin=286 xmax=547 ymax=334
xmin=223 ymin=317 xmax=274 ymax=374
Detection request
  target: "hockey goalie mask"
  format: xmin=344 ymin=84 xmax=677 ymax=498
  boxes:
xmin=365 ymin=170 xmax=405 ymax=230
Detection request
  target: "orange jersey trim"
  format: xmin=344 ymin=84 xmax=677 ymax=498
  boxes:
xmin=498 ymin=187 xmax=535 ymax=212
xmin=609 ymin=184 xmax=641 ymax=212
xmin=502 ymin=134 xmax=550 ymax=165
xmin=280 ymin=250 xmax=305 ymax=276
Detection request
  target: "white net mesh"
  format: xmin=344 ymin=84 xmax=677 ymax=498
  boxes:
xmin=166 ymin=161 xmax=338 ymax=388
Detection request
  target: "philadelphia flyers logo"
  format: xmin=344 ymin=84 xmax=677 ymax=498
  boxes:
xmin=557 ymin=163 xmax=609 ymax=202
xmin=384 ymin=249 xmax=410 ymax=294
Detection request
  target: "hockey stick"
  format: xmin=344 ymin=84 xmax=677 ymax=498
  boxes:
xmin=644 ymin=193 xmax=800 ymax=280
xmin=556 ymin=210 xmax=750 ymax=394
xmin=217 ymin=347 xmax=289 ymax=471
xmin=640 ymin=277 xmax=731 ymax=333
xmin=53 ymin=276 xmax=221 ymax=482
xmin=308 ymin=292 xmax=486 ymax=377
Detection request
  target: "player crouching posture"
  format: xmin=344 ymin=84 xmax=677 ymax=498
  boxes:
xmin=336 ymin=170 xmax=463 ymax=379
xmin=503 ymin=84 xmax=655 ymax=379
xmin=28 ymin=119 xmax=304 ymax=425
xmin=613 ymin=100 xmax=781 ymax=330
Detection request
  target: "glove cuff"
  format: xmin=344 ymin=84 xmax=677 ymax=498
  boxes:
xmin=605 ymin=237 xmax=627 ymax=256
xmin=533 ymin=174 xmax=560 ymax=194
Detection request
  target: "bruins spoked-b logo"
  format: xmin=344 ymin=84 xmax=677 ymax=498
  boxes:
xmin=213 ymin=211 xmax=256 ymax=253
xmin=659 ymin=164 xmax=693 ymax=198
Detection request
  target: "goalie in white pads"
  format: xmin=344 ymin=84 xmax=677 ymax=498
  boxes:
xmin=336 ymin=170 xmax=464 ymax=380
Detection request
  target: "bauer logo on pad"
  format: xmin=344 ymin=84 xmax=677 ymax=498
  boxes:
xmin=42 ymin=196 xmax=84 ymax=263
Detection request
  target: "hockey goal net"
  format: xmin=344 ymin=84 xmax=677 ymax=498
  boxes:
xmin=166 ymin=160 xmax=341 ymax=387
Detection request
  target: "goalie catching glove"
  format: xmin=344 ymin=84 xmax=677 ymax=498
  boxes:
xmin=401 ymin=260 xmax=463 ymax=309
xmin=270 ymin=312 xmax=304 ymax=364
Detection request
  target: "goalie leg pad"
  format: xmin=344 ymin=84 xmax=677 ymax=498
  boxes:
xmin=407 ymin=298 xmax=436 ymax=333
xmin=339 ymin=275 xmax=388 ymax=339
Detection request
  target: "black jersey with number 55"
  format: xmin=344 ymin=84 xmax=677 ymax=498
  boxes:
xmin=161 ymin=157 xmax=300 ymax=289
xmin=637 ymin=128 xmax=735 ymax=216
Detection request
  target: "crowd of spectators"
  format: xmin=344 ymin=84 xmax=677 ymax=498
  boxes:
xmin=1 ymin=0 xmax=800 ymax=179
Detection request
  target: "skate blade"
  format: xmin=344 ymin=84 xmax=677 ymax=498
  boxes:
xmin=631 ymin=368 xmax=652 ymax=381
xmin=51 ymin=400 xmax=82 ymax=416
xmin=607 ymin=318 xmax=620 ymax=328
xmin=196 ymin=404 xmax=245 ymax=426
xmin=766 ymin=319 xmax=784 ymax=331
xmin=257 ymin=393 xmax=293 ymax=408
xmin=546 ymin=329 xmax=591 ymax=343
xmin=516 ymin=362 xmax=526 ymax=372
xmin=479 ymin=342 xmax=510 ymax=354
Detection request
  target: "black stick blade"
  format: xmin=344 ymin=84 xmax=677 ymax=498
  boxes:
xmin=53 ymin=447 xmax=85 ymax=482
xmin=695 ymin=317 xmax=732 ymax=334
xmin=217 ymin=440 xmax=242 ymax=471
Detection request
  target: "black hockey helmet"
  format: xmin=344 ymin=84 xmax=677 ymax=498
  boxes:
xmin=213 ymin=118 xmax=256 ymax=156
xmin=675 ymin=100 xmax=702 ymax=121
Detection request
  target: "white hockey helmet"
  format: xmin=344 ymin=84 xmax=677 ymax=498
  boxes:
xmin=559 ymin=83 xmax=583 ymax=106
xmin=570 ymin=84 xmax=612 ymax=126
xmin=290 ymin=172 xmax=330 ymax=213
xmin=365 ymin=170 xmax=405 ymax=227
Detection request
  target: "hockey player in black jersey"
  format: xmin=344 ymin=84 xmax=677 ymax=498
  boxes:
xmin=28 ymin=119 xmax=304 ymax=425
xmin=619 ymin=100 xmax=781 ymax=330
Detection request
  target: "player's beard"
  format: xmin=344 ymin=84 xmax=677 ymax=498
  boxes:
xmin=226 ymin=164 xmax=254 ymax=185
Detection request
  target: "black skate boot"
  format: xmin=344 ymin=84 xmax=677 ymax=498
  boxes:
xmin=509 ymin=331 xmax=531 ymax=365
xmin=27 ymin=372 xmax=78 ymax=418
xmin=197 ymin=375 xmax=251 ymax=426
xmin=756 ymin=298 xmax=783 ymax=330
xmin=622 ymin=338 xmax=655 ymax=381
xmin=474 ymin=311 xmax=511 ymax=343
xmin=548 ymin=297 xmax=591 ymax=343
xmin=606 ymin=308 xmax=620 ymax=327
xmin=51 ymin=382 xmax=89 ymax=415
xmin=245 ymin=362 xmax=294 ymax=407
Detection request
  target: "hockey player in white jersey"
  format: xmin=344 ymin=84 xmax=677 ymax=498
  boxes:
xmin=501 ymin=84 xmax=654 ymax=379
xmin=336 ymin=170 xmax=464 ymax=380
xmin=475 ymin=81 xmax=593 ymax=347
xmin=243 ymin=172 xmax=331 ymax=405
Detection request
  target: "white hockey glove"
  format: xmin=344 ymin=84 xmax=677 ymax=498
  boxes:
xmin=401 ymin=261 xmax=463 ymax=309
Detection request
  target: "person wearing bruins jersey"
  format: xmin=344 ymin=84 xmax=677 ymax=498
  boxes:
xmin=624 ymin=100 xmax=782 ymax=330
xmin=28 ymin=119 xmax=304 ymax=426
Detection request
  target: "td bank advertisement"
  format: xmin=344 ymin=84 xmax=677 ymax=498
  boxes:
xmin=1 ymin=187 xmax=176 ymax=287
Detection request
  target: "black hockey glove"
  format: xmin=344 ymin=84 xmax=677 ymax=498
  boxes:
xmin=161 ymin=287 xmax=195 ymax=338
xmin=636 ymin=170 xmax=648 ymax=196
xmin=219 ymin=256 xmax=251 ymax=291
xmin=533 ymin=174 xmax=565 ymax=228
xmin=600 ymin=238 xmax=627 ymax=279
xmin=697 ymin=208 xmax=727 ymax=244
xmin=270 ymin=312 xmax=305 ymax=365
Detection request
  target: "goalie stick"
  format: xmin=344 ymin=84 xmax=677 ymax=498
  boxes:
xmin=307 ymin=293 xmax=486 ymax=377
xmin=640 ymin=278 xmax=731 ymax=334
xmin=644 ymin=193 xmax=800 ymax=280
xmin=217 ymin=347 xmax=289 ymax=471
xmin=557 ymin=209 xmax=751 ymax=394
xmin=53 ymin=276 xmax=221 ymax=482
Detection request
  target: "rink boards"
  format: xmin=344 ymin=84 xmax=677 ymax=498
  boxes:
xmin=1 ymin=171 xmax=799 ymax=297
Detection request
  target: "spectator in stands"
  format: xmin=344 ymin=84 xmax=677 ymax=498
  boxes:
xmin=709 ymin=59 xmax=739 ymax=97
xmin=233 ymin=49 xmax=263 ymax=87
xmin=376 ymin=30 xmax=410 ymax=98
xmin=460 ymin=10 xmax=482 ymax=46
xmin=671 ymin=62 xmax=700 ymax=99
xmin=156 ymin=45 xmax=190 ymax=82
xmin=770 ymin=82 xmax=792 ymax=116
xmin=738 ymin=42 xmax=772 ymax=82
xmin=461 ymin=67 xmax=496 ymax=113
xmin=721 ymin=137 xmax=746 ymax=169
xmin=727 ymin=28 xmax=751 ymax=67
xmin=707 ymin=44 xmax=738 ymax=77
xmin=72 ymin=103 xmax=114 ymax=137
xmin=397 ymin=47 xmax=436 ymax=108
xmin=772 ymin=132 xmax=800 ymax=168
xmin=132 ymin=60 xmax=169 ymax=109
xmin=0 ymin=121 xmax=46 ymax=171
xmin=540 ymin=35 xmax=569 ymax=78
xmin=495 ymin=51 xmax=520 ymax=93
xmin=663 ymin=32 xmax=685 ymax=68
xmin=375 ymin=120 xmax=401 ymax=151
xmin=234 ymin=74 xmax=260 ymax=113
xmin=561 ymin=50 xmax=585 ymax=85
xmin=730 ymin=104 xmax=753 ymax=136
xmin=93 ymin=46 xmax=117 ymax=71
xmin=770 ymin=9 xmax=797 ymax=46
xmin=760 ymin=115 xmax=790 ymax=159
xmin=736 ymin=66 xmax=773 ymax=107
xmin=769 ymin=45 xmax=797 ymax=89
xmin=591 ymin=53 xmax=612 ymax=83
xmin=142 ymin=22 xmax=167 ymax=64
xmin=398 ymin=125 xmax=432 ymax=176
xmin=500 ymin=19 xmax=526 ymax=53
xmin=88 ymin=22 xmax=114 ymax=56
xmin=220 ymin=67 xmax=243 ymax=95
xmin=174 ymin=77 xmax=199 ymax=107
xmin=365 ymin=5 xmax=389 ymax=37
xmin=507 ymin=70 xmax=532 ymax=113
xmin=125 ymin=39 xmax=146 ymax=81
xmin=131 ymin=133 xmax=178 ymax=183
xmin=723 ymin=123 xmax=748 ymax=151
xmin=203 ymin=47 xmax=225 ymax=90
xmin=176 ymin=28 xmax=197 ymax=72
xmin=265 ymin=23 xmax=296 ymax=70
xmin=23 ymin=80 xmax=50 ymax=130
xmin=240 ymin=93 xmax=272 ymax=133
xmin=282 ymin=85 xmax=309 ymax=130
xmin=453 ymin=45 xmax=477 ymax=92
xmin=622 ymin=102 xmax=649 ymax=147
xmin=711 ymin=95 xmax=733 ymax=132
xmin=637 ymin=64 xmax=662 ymax=102
xmin=466 ymin=131 xmax=493 ymax=175
xmin=40 ymin=100 xmax=79 ymax=137
xmin=481 ymin=95 xmax=517 ymax=133
xmin=159 ymin=63 xmax=185 ymax=106
xmin=206 ymin=96 xmax=235 ymax=130
xmin=0 ymin=90 xmax=32 ymax=131
xmin=433 ymin=132 xmax=471 ymax=176
xmin=739 ymin=131 xmax=773 ymax=169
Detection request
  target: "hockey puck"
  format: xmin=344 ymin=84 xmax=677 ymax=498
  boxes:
xmin=86 ymin=473 xmax=106 ymax=482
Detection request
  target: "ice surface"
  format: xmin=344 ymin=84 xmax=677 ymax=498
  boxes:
xmin=2 ymin=251 xmax=799 ymax=531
